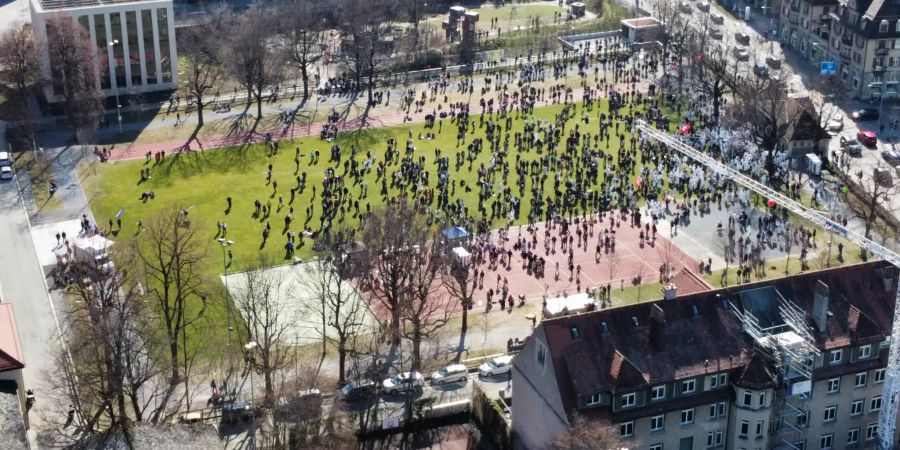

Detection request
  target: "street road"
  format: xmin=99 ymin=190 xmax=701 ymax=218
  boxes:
xmin=0 ymin=174 xmax=65 ymax=445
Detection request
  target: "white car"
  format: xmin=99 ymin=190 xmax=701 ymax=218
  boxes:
xmin=478 ymin=355 xmax=514 ymax=377
xmin=431 ymin=364 xmax=468 ymax=385
xmin=827 ymin=113 xmax=844 ymax=132
xmin=382 ymin=371 xmax=424 ymax=395
xmin=0 ymin=166 xmax=12 ymax=180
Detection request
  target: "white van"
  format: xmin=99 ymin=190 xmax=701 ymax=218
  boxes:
xmin=0 ymin=152 xmax=10 ymax=167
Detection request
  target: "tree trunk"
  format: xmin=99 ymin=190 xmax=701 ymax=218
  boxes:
xmin=196 ymin=96 xmax=205 ymax=127
xmin=337 ymin=348 xmax=347 ymax=385
xmin=390 ymin=306 xmax=401 ymax=345
xmin=411 ymin=327 xmax=422 ymax=371
xmin=300 ymin=63 xmax=310 ymax=99
xmin=460 ymin=302 xmax=468 ymax=334
xmin=256 ymin=93 xmax=264 ymax=120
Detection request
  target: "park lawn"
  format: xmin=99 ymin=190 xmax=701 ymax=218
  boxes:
xmin=474 ymin=3 xmax=568 ymax=24
xmin=85 ymin=98 xmax=650 ymax=277
xmin=14 ymin=151 xmax=65 ymax=213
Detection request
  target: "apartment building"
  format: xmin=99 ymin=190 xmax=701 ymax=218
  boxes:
xmin=511 ymin=262 xmax=900 ymax=450
xmin=30 ymin=0 xmax=178 ymax=102
xmin=780 ymin=0 xmax=900 ymax=99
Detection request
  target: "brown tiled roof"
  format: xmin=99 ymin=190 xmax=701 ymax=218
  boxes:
xmin=734 ymin=352 xmax=778 ymax=389
xmin=537 ymin=262 xmax=897 ymax=416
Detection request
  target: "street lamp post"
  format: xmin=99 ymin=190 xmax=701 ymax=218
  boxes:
xmin=107 ymin=39 xmax=123 ymax=134
xmin=218 ymin=238 xmax=235 ymax=382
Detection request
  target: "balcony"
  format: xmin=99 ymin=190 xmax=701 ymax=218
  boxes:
xmin=873 ymin=65 xmax=885 ymax=72
xmin=876 ymin=48 xmax=889 ymax=56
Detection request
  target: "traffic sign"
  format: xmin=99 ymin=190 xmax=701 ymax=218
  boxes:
xmin=820 ymin=61 xmax=837 ymax=75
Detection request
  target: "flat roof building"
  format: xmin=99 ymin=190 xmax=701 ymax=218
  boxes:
xmin=30 ymin=0 xmax=177 ymax=102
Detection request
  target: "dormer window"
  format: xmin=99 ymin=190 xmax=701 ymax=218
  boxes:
xmin=880 ymin=20 xmax=889 ymax=33
xmin=621 ymin=392 xmax=636 ymax=408
xmin=600 ymin=321 xmax=609 ymax=334
xmin=859 ymin=344 xmax=872 ymax=359
xmin=830 ymin=349 xmax=843 ymax=365
xmin=682 ymin=379 xmax=696 ymax=394
xmin=570 ymin=326 xmax=581 ymax=340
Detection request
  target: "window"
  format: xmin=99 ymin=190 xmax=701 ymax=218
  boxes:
xmin=740 ymin=420 xmax=750 ymax=437
xmin=851 ymin=399 xmax=864 ymax=416
xmin=880 ymin=20 xmax=889 ymax=33
xmin=758 ymin=392 xmax=766 ymax=406
xmin=830 ymin=350 xmax=842 ymax=364
xmin=897 ymin=20 xmax=900 ymax=32
xmin=855 ymin=372 xmax=868 ymax=387
xmin=826 ymin=378 xmax=840 ymax=393
xmin=586 ymin=393 xmax=601 ymax=405
xmin=848 ymin=427 xmax=860 ymax=444
xmin=756 ymin=421 xmax=764 ymax=437
xmin=682 ymin=379 xmax=696 ymax=394
xmin=619 ymin=421 xmax=634 ymax=437
xmin=820 ymin=433 xmax=833 ymax=449
xmin=719 ymin=373 xmax=728 ymax=386
xmin=709 ymin=402 xmax=726 ymax=419
xmin=794 ymin=440 xmax=807 ymax=450
xmin=717 ymin=402 xmax=726 ymax=417
xmin=714 ymin=430 xmax=724 ymax=447
xmin=649 ymin=445 xmax=663 ymax=450
xmin=621 ymin=393 xmax=636 ymax=408
xmin=797 ymin=412 xmax=808 ymax=426
xmin=651 ymin=414 xmax=664 ymax=431
xmin=600 ymin=321 xmax=609 ymax=333
xmin=866 ymin=423 xmax=878 ymax=440
xmin=651 ymin=385 xmax=666 ymax=401
xmin=709 ymin=374 xmax=718 ymax=388
xmin=824 ymin=405 xmax=837 ymax=422
xmin=681 ymin=408 xmax=695 ymax=425
xmin=743 ymin=392 xmax=753 ymax=406
xmin=569 ymin=326 xmax=581 ymax=339
xmin=871 ymin=396 xmax=882 ymax=412
xmin=536 ymin=341 xmax=547 ymax=368
xmin=707 ymin=430 xmax=724 ymax=448
xmin=875 ymin=369 xmax=886 ymax=384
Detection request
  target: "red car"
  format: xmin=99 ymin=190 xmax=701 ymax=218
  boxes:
xmin=857 ymin=130 xmax=878 ymax=146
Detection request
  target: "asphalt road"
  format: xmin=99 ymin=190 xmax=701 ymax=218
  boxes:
xmin=0 ymin=176 xmax=64 ymax=445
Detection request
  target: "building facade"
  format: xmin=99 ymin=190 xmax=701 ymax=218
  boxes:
xmin=512 ymin=262 xmax=900 ymax=450
xmin=30 ymin=0 xmax=177 ymax=102
xmin=780 ymin=0 xmax=900 ymax=100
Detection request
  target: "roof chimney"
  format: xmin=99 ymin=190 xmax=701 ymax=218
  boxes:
xmin=649 ymin=304 xmax=666 ymax=350
xmin=812 ymin=280 xmax=830 ymax=333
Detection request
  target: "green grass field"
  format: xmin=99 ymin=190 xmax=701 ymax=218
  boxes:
xmin=474 ymin=3 xmax=567 ymax=24
xmin=85 ymin=100 xmax=646 ymax=277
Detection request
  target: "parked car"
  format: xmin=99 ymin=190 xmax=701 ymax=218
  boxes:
xmin=882 ymin=149 xmax=900 ymax=166
xmin=679 ymin=1 xmax=691 ymax=12
xmin=430 ymin=364 xmax=468 ymax=385
xmin=857 ymin=130 xmax=878 ymax=146
xmin=0 ymin=152 xmax=10 ymax=167
xmin=221 ymin=401 xmax=262 ymax=425
xmin=765 ymin=56 xmax=782 ymax=69
xmin=339 ymin=380 xmax=378 ymax=401
xmin=840 ymin=136 xmax=863 ymax=156
xmin=698 ymin=1 xmax=710 ymax=11
xmin=826 ymin=113 xmax=844 ymax=132
xmin=382 ymin=371 xmax=424 ymax=395
xmin=735 ymin=32 xmax=751 ymax=45
xmin=733 ymin=48 xmax=750 ymax=61
xmin=753 ymin=63 xmax=769 ymax=77
xmin=0 ymin=166 xmax=12 ymax=180
xmin=710 ymin=12 xmax=724 ymax=24
xmin=478 ymin=355 xmax=515 ymax=377
xmin=852 ymin=108 xmax=879 ymax=121
xmin=709 ymin=28 xmax=723 ymax=40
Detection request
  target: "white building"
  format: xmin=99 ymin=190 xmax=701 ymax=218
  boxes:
xmin=30 ymin=0 xmax=177 ymax=102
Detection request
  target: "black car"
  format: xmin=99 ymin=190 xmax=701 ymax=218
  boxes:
xmin=339 ymin=380 xmax=378 ymax=401
xmin=221 ymin=401 xmax=262 ymax=425
xmin=852 ymin=108 xmax=879 ymax=121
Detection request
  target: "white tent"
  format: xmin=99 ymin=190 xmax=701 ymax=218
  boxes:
xmin=544 ymin=292 xmax=594 ymax=317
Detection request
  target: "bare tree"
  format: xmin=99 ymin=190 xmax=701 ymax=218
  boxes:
xmin=554 ymin=415 xmax=628 ymax=450
xmin=233 ymin=255 xmax=293 ymax=408
xmin=845 ymin=165 xmax=900 ymax=256
xmin=135 ymin=205 xmax=209 ymax=419
xmin=692 ymin=40 xmax=736 ymax=125
xmin=0 ymin=23 xmax=38 ymax=103
xmin=44 ymin=16 xmax=104 ymax=140
xmin=400 ymin=0 xmax=428 ymax=56
xmin=282 ymin=0 xmax=326 ymax=100
xmin=178 ymin=21 xmax=224 ymax=128
xmin=302 ymin=255 xmax=372 ymax=385
xmin=50 ymin=250 xmax=164 ymax=442
xmin=359 ymin=201 xmax=430 ymax=345
xmin=440 ymin=246 xmax=478 ymax=339
xmin=224 ymin=5 xmax=285 ymax=122
xmin=401 ymin=239 xmax=453 ymax=372
xmin=339 ymin=0 xmax=393 ymax=106
xmin=732 ymin=77 xmax=799 ymax=181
